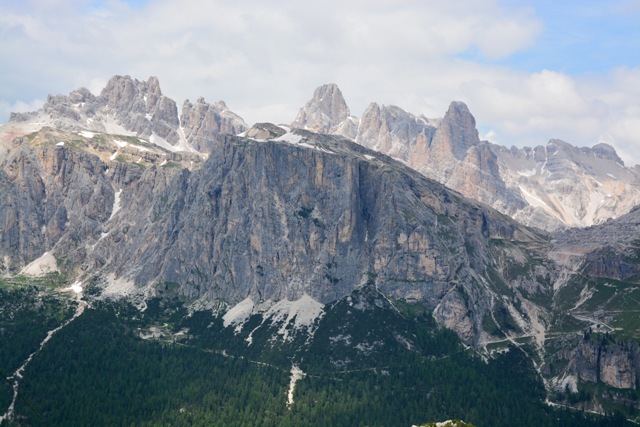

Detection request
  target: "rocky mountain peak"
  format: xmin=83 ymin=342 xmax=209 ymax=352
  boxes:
xmin=180 ymin=97 xmax=248 ymax=152
xmin=291 ymin=83 xmax=351 ymax=135
xmin=432 ymin=101 xmax=480 ymax=160
xmin=592 ymin=142 xmax=623 ymax=164
xmin=356 ymin=102 xmax=435 ymax=163
xmin=96 ymin=75 xmax=180 ymax=144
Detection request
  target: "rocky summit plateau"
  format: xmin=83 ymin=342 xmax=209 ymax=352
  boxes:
xmin=1 ymin=75 xmax=639 ymax=426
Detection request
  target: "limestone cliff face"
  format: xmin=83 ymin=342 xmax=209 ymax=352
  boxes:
xmin=89 ymin=128 xmax=545 ymax=344
xmin=1 ymin=118 xmax=553 ymax=345
xmin=444 ymin=143 xmax=526 ymax=215
xmin=0 ymin=142 xmax=113 ymax=269
xmin=556 ymin=339 xmax=639 ymax=390
xmin=93 ymin=130 xmax=511 ymax=300
xmin=356 ymin=103 xmax=436 ymax=164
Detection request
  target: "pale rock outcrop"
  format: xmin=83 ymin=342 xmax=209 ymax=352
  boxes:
xmin=291 ymin=83 xmax=354 ymax=137
xmin=180 ymin=98 xmax=248 ymax=152
xmin=98 ymin=75 xmax=181 ymax=144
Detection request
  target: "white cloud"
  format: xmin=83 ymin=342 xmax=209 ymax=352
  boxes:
xmin=0 ymin=0 xmax=639 ymax=166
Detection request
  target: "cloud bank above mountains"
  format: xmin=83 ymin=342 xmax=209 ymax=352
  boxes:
xmin=1 ymin=0 xmax=639 ymax=165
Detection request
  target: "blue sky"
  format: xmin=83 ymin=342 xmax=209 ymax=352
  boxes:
xmin=1 ymin=0 xmax=640 ymax=165
xmin=496 ymin=1 xmax=640 ymax=73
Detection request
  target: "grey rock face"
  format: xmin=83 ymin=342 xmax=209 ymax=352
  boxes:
xmin=354 ymin=100 xmax=518 ymax=215
xmin=356 ymin=103 xmax=436 ymax=164
xmin=0 ymin=142 xmax=114 ymax=270
xmin=10 ymin=75 xmax=248 ymax=153
xmin=555 ymin=338 xmax=639 ymax=390
xmin=180 ymin=98 xmax=248 ymax=152
xmin=0 ymin=120 xmax=552 ymax=345
xmin=291 ymin=83 xmax=355 ymax=138
xmin=98 ymin=75 xmax=181 ymax=144
xmin=353 ymin=98 xmax=640 ymax=231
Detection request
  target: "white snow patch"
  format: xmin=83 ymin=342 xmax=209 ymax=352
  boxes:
xmin=130 ymin=144 xmax=149 ymax=152
xmin=160 ymin=159 xmax=167 ymax=166
xmin=287 ymin=365 xmax=305 ymax=407
xmin=145 ymin=113 xmax=152 ymax=120
xmin=56 ymin=141 xmax=65 ymax=146
xmin=149 ymin=132 xmax=194 ymax=153
xmin=517 ymin=168 xmax=536 ymax=177
xmin=222 ymin=297 xmax=255 ymax=333
xmin=113 ymin=138 xmax=128 ymax=148
xmin=606 ymin=173 xmax=617 ymax=179
xmin=274 ymin=131 xmax=304 ymax=145
xmin=109 ymin=189 xmax=122 ymax=220
xmin=78 ymin=131 xmax=95 ymax=139
xmin=62 ymin=281 xmax=83 ymax=294
xmin=20 ymin=252 xmax=58 ymax=276
xmin=71 ymin=281 xmax=82 ymax=293
xmin=274 ymin=131 xmax=331 ymax=154
xmin=110 ymin=151 xmax=118 ymax=161
xmin=517 ymin=185 xmax=575 ymax=224
xmin=364 ymin=154 xmax=375 ymax=160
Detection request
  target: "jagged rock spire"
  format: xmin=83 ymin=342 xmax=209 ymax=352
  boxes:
xmin=291 ymin=83 xmax=351 ymax=134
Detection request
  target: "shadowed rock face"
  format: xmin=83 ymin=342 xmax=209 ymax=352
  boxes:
xmin=0 ymin=144 xmax=114 ymax=268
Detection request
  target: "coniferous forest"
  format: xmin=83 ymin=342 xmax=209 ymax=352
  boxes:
xmin=0 ymin=284 xmax=635 ymax=427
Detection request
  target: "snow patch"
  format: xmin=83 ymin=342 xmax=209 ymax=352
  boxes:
xmin=364 ymin=154 xmax=375 ymax=160
xmin=110 ymin=151 xmax=118 ymax=161
xmin=274 ymin=131 xmax=332 ymax=154
xmin=606 ymin=173 xmax=616 ymax=179
xmin=274 ymin=131 xmax=304 ymax=145
xmin=20 ymin=252 xmax=58 ymax=276
xmin=78 ymin=131 xmax=95 ymax=139
xmin=113 ymin=138 xmax=128 ymax=148
xmin=517 ymin=168 xmax=536 ymax=177
xmin=56 ymin=141 xmax=65 ymax=146
xmin=109 ymin=189 xmax=122 ymax=220
xmin=222 ymin=297 xmax=255 ymax=333
xmin=62 ymin=281 xmax=83 ymax=294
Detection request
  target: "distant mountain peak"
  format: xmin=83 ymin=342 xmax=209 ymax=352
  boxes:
xmin=291 ymin=83 xmax=353 ymax=136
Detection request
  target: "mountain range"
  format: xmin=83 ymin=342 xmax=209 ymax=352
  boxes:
xmin=1 ymin=75 xmax=639 ymax=425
